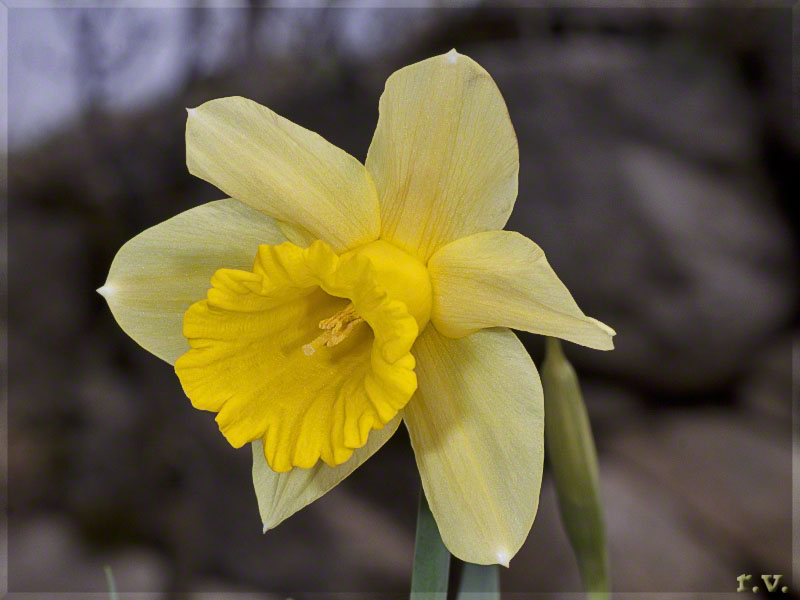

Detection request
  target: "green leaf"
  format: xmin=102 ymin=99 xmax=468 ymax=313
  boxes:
xmin=410 ymin=489 xmax=451 ymax=600
xmin=104 ymin=565 xmax=118 ymax=600
xmin=455 ymin=562 xmax=500 ymax=599
xmin=542 ymin=337 xmax=610 ymax=598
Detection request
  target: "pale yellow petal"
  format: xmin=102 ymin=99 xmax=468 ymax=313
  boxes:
xmin=101 ymin=199 xmax=286 ymax=365
xmin=253 ymin=413 xmax=401 ymax=531
xmin=277 ymin=220 xmax=317 ymax=248
xmin=186 ymin=97 xmax=380 ymax=253
xmin=366 ymin=49 xmax=519 ymax=262
xmin=404 ymin=327 xmax=544 ymax=565
xmin=428 ymin=231 xmax=615 ymax=350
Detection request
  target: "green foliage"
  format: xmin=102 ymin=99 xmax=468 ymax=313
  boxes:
xmin=542 ymin=338 xmax=610 ymax=598
xmin=410 ymin=490 xmax=451 ymax=600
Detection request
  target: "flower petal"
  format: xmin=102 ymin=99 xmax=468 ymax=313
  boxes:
xmin=101 ymin=199 xmax=286 ymax=365
xmin=428 ymin=231 xmax=615 ymax=350
xmin=253 ymin=413 xmax=401 ymax=531
xmin=175 ymin=241 xmax=418 ymax=472
xmin=186 ymin=97 xmax=380 ymax=253
xmin=404 ymin=327 xmax=544 ymax=565
xmin=365 ymin=49 xmax=519 ymax=262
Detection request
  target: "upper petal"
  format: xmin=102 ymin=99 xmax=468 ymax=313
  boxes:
xmin=100 ymin=199 xmax=286 ymax=365
xmin=428 ymin=231 xmax=615 ymax=350
xmin=186 ymin=97 xmax=381 ymax=253
xmin=366 ymin=50 xmax=519 ymax=262
xmin=404 ymin=327 xmax=544 ymax=565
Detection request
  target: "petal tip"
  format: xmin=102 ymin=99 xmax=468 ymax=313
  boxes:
xmin=186 ymin=107 xmax=196 ymax=117
xmin=96 ymin=284 xmax=113 ymax=299
xmin=496 ymin=548 xmax=511 ymax=568
xmin=262 ymin=515 xmax=283 ymax=532
xmin=445 ymin=48 xmax=458 ymax=64
xmin=588 ymin=317 xmax=616 ymax=338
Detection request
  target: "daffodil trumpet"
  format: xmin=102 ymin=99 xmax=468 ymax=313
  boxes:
xmin=100 ymin=49 xmax=615 ymax=567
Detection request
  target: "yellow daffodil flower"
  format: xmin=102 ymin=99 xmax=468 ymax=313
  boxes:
xmin=99 ymin=49 xmax=615 ymax=566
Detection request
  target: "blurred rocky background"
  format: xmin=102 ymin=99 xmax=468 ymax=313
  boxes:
xmin=5 ymin=4 xmax=797 ymax=599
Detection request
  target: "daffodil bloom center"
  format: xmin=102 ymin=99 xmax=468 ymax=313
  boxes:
xmin=175 ymin=238 xmax=431 ymax=472
xmin=303 ymin=303 xmax=364 ymax=355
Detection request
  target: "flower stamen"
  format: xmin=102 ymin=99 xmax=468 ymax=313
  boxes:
xmin=303 ymin=302 xmax=364 ymax=356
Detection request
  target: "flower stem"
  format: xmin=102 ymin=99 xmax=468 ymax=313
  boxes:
xmin=410 ymin=489 xmax=451 ymax=600
xmin=455 ymin=562 xmax=500 ymax=599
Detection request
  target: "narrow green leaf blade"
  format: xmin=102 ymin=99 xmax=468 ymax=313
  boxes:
xmin=542 ymin=337 xmax=610 ymax=598
xmin=104 ymin=565 xmax=118 ymax=600
xmin=410 ymin=489 xmax=451 ymax=600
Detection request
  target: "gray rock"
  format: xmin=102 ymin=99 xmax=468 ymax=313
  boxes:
xmin=736 ymin=330 xmax=796 ymax=421
xmin=8 ymin=516 xmax=168 ymax=594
